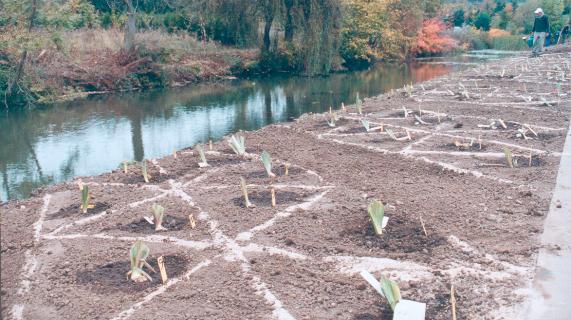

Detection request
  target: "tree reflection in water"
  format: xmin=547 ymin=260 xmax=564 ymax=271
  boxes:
xmin=0 ymin=58 xmax=469 ymax=202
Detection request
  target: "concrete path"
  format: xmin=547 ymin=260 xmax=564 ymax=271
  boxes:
xmin=527 ymin=119 xmax=571 ymax=320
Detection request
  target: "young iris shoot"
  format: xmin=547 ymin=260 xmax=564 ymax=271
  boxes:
xmin=260 ymin=151 xmax=276 ymax=179
xmin=127 ymin=240 xmax=156 ymax=283
xmin=380 ymin=276 xmax=402 ymax=311
xmin=503 ymin=147 xmax=514 ymax=168
xmin=80 ymin=185 xmax=94 ymax=214
xmin=141 ymin=160 xmax=151 ymax=183
xmin=356 ymin=92 xmax=363 ymax=114
xmin=368 ymin=200 xmax=389 ymax=235
xmin=145 ymin=203 xmax=166 ymax=231
xmin=196 ymin=144 xmax=209 ymax=167
xmin=240 ymin=177 xmax=255 ymax=208
xmin=327 ymin=112 xmax=337 ymax=127
xmin=361 ymin=119 xmax=370 ymax=132
xmin=228 ymin=135 xmax=246 ymax=156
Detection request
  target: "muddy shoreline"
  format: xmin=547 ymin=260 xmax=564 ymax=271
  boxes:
xmin=2 ymin=47 xmax=570 ymax=320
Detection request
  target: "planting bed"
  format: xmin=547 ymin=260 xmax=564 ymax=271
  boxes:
xmin=2 ymin=49 xmax=571 ymax=320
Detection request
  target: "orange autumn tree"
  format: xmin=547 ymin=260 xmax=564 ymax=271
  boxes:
xmin=413 ymin=18 xmax=457 ymax=56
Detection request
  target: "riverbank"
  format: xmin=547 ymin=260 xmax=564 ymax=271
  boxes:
xmin=1 ymin=47 xmax=570 ymax=319
xmin=1 ymin=28 xmax=259 ymax=105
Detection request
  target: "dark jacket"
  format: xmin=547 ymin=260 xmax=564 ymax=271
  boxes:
xmin=533 ymin=15 xmax=550 ymax=33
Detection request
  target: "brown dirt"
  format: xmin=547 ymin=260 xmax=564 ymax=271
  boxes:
xmin=76 ymin=254 xmax=190 ymax=293
xmin=47 ymin=202 xmax=112 ymax=220
xmin=2 ymin=48 xmax=570 ymax=320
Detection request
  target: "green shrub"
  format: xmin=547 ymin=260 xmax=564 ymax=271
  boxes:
xmin=445 ymin=26 xmax=489 ymax=51
xmin=39 ymin=0 xmax=99 ymax=29
xmin=489 ymin=35 xmax=528 ymax=51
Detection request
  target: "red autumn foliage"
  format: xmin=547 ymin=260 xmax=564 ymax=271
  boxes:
xmin=413 ymin=19 xmax=457 ymax=56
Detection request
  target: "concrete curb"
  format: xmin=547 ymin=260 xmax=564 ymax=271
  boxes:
xmin=526 ymin=119 xmax=571 ymax=319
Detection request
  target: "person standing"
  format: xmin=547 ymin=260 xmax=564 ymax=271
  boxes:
xmin=532 ymin=8 xmax=549 ymax=56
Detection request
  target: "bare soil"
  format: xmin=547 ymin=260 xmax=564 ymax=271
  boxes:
xmin=2 ymin=48 xmax=570 ymax=320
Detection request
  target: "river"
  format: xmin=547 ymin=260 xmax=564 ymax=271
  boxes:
xmin=0 ymin=51 xmax=515 ymax=202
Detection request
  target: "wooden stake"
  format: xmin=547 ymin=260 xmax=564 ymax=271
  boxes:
xmin=157 ymin=256 xmax=168 ymax=284
xmin=498 ymin=119 xmax=507 ymax=129
xmin=173 ymin=149 xmax=177 ymax=159
xmin=188 ymin=214 xmax=196 ymax=229
xmin=529 ymin=150 xmax=533 ymax=167
xmin=524 ymin=124 xmax=538 ymax=137
xmin=271 ymin=188 xmax=276 ymax=208
xmin=420 ymin=214 xmax=428 ymax=237
xmin=285 ymin=163 xmax=290 ymax=176
xmin=209 ymin=140 xmax=213 ymax=151
xmin=450 ymin=285 xmax=457 ymax=320
xmin=123 ymin=161 xmax=128 ymax=174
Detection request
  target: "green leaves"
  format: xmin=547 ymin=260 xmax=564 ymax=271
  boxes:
xmin=360 ymin=271 xmax=403 ymax=312
xmin=80 ymin=185 xmax=93 ymax=214
xmin=503 ymin=147 xmax=513 ymax=168
xmin=380 ymin=276 xmax=401 ymax=311
xmin=141 ymin=160 xmax=151 ymax=183
xmin=151 ymin=203 xmax=166 ymax=231
xmin=128 ymin=240 xmax=155 ymax=283
xmin=327 ymin=112 xmax=337 ymax=127
xmin=196 ymin=144 xmax=209 ymax=167
xmin=361 ymin=119 xmax=370 ymax=132
xmin=260 ymin=151 xmax=276 ymax=179
xmin=356 ymin=92 xmax=363 ymax=114
xmin=228 ymin=135 xmax=246 ymax=156
xmin=368 ymin=199 xmax=388 ymax=235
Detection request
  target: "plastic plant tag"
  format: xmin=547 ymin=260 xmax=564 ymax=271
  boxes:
xmin=157 ymin=256 xmax=168 ymax=284
xmin=143 ymin=216 xmax=154 ymax=225
xmin=360 ymin=271 xmax=425 ymax=320
xmin=382 ymin=216 xmax=389 ymax=229
xmin=393 ymin=300 xmax=426 ymax=320
xmin=360 ymin=271 xmax=385 ymax=298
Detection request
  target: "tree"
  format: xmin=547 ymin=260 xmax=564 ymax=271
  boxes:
xmin=283 ymin=0 xmax=295 ymax=42
xmin=5 ymin=0 xmax=37 ymax=107
xmin=413 ymin=18 xmax=456 ymax=56
xmin=259 ymin=0 xmax=278 ymax=53
xmin=124 ymin=0 xmax=136 ymax=52
xmin=541 ymin=0 xmax=565 ymax=32
xmin=453 ymin=8 xmax=466 ymax=26
xmin=474 ymin=11 xmax=491 ymax=31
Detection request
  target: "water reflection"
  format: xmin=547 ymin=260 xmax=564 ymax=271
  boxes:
xmin=1 ymin=59 xmax=471 ymax=201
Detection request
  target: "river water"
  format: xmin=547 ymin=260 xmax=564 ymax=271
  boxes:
xmin=0 ymin=51 xmax=513 ymax=202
